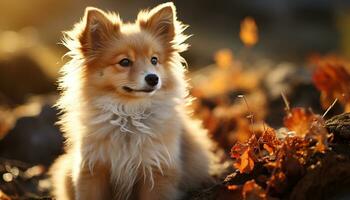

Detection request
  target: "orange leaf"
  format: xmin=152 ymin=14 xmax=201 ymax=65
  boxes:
xmin=311 ymin=56 xmax=350 ymax=111
xmin=214 ymin=49 xmax=234 ymax=69
xmin=234 ymin=148 xmax=255 ymax=173
xmin=314 ymin=135 xmax=327 ymax=153
xmin=242 ymin=180 xmax=266 ymax=200
xmin=227 ymin=185 xmax=240 ymax=190
xmin=0 ymin=190 xmax=11 ymax=200
xmin=231 ymin=144 xmax=246 ymax=159
xmin=263 ymin=144 xmax=274 ymax=155
xmin=260 ymin=127 xmax=281 ymax=154
xmin=309 ymin=117 xmax=329 ymax=153
xmin=240 ymin=17 xmax=258 ymax=47
xmin=268 ymin=171 xmax=287 ymax=193
xmin=283 ymin=108 xmax=317 ymax=136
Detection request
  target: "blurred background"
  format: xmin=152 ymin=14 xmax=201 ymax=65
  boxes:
xmin=1 ymin=0 xmax=350 ymax=67
xmin=0 ymin=0 xmax=350 ymax=199
xmin=0 ymin=0 xmax=350 ymax=104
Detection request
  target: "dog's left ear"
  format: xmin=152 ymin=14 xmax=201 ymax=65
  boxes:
xmin=138 ymin=2 xmax=176 ymax=43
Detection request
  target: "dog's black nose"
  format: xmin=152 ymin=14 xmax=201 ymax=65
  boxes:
xmin=145 ymin=74 xmax=159 ymax=87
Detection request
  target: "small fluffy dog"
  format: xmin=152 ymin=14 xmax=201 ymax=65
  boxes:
xmin=50 ymin=2 xmax=213 ymax=200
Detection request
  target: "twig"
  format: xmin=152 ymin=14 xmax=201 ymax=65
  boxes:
xmin=322 ymin=98 xmax=338 ymax=118
xmin=281 ymin=92 xmax=290 ymax=114
xmin=238 ymin=95 xmax=255 ymax=135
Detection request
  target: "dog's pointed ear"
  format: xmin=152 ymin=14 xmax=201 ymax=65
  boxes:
xmin=138 ymin=2 xmax=176 ymax=42
xmin=79 ymin=7 xmax=118 ymax=54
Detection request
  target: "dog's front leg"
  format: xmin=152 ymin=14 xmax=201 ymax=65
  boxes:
xmin=75 ymin=164 xmax=112 ymax=200
xmin=138 ymin=168 xmax=183 ymax=200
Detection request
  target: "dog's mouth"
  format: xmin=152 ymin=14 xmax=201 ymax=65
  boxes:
xmin=122 ymin=86 xmax=155 ymax=93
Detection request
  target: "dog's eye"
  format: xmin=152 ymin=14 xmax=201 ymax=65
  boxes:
xmin=119 ymin=58 xmax=132 ymax=67
xmin=151 ymin=57 xmax=158 ymax=65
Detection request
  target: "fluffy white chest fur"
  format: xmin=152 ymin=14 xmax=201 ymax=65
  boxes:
xmin=74 ymin=96 xmax=183 ymax=197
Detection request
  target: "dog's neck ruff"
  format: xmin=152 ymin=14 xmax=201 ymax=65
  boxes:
xmin=91 ymin=97 xmax=156 ymax=136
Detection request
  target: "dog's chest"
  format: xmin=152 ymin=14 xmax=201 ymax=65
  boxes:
xmin=85 ymin=109 xmax=181 ymax=172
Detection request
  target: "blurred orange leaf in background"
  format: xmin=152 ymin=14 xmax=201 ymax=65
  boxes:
xmin=240 ymin=17 xmax=259 ymax=47
xmin=310 ymin=54 xmax=350 ymax=112
xmin=313 ymin=65 xmax=350 ymax=111
xmin=0 ymin=190 xmax=11 ymax=200
xmin=214 ymin=49 xmax=234 ymax=69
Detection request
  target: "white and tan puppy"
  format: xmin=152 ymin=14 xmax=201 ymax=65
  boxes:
xmin=50 ymin=2 xmax=213 ymax=200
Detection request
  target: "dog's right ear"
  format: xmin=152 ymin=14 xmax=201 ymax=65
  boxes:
xmin=138 ymin=3 xmax=176 ymax=45
xmin=79 ymin=7 xmax=119 ymax=54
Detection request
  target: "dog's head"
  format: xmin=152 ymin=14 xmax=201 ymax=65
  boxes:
xmin=65 ymin=3 xmax=188 ymax=102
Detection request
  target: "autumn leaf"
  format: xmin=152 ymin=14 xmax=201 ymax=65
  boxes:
xmin=240 ymin=17 xmax=258 ymax=47
xmin=227 ymin=184 xmax=240 ymax=190
xmin=263 ymin=144 xmax=274 ymax=155
xmin=282 ymin=136 xmax=309 ymax=160
xmin=283 ymin=108 xmax=318 ymax=136
xmin=233 ymin=147 xmax=255 ymax=174
xmin=311 ymin=55 xmax=350 ymax=112
xmin=259 ymin=127 xmax=281 ymax=155
xmin=314 ymin=135 xmax=327 ymax=153
xmin=309 ymin=117 xmax=329 ymax=153
xmin=242 ymin=180 xmax=267 ymax=200
xmin=231 ymin=143 xmax=246 ymax=159
xmin=268 ymin=171 xmax=287 ymax=194
xmin=284 ymin=107 xmax=329 ymax=153
xmin=0 ymin=190 xmax=11 ymax=200
xmin=214 ymin=49 xmax=234 ymax=69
